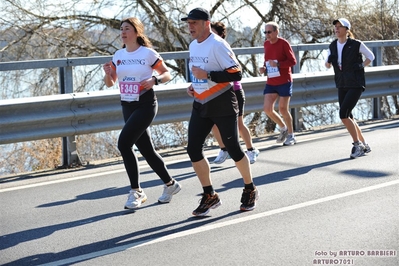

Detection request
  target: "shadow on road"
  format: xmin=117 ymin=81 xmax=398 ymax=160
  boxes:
xmin=1 ymin=210 xmax=244 ymax=266
xmin=36 ymin=160 xmax=233 ymax=208
xmin=216 ymin=157 xmax=391 ymax=193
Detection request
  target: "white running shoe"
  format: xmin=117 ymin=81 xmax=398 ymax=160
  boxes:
xmin=283 ymin=135 xmax=296 ymax=146
xmin=124 ymin=189 xmax=147 ymax=209
xmin=276 ymin=128 xmax=288 ymax=143
xmin=350 ymin=142 xmax=365 ymax=159
xmin=212 ymin=149 xmax=230 ymax=164
xmin=246 ymin=148 xmax=260 ymax=164
xmin=364 ymin=143 xmax=371 ymax=153
xmin=158 ymin=181 xmax=182 ymax=203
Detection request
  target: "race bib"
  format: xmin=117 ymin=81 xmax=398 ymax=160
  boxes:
xmin=190 ymin=65 xmax=209 ymax=94
xmin=119 ymin=76 xmax=140 ymax=102
xmin=266 ymin=61 xmax=281 ymax=78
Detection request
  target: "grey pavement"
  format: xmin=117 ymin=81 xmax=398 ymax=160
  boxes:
xmin=0 ymin=119 xmax=398 ymax=266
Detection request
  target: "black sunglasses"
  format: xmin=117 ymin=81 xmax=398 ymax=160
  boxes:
xmin=264 ymin=30 xmax=274 ymax=34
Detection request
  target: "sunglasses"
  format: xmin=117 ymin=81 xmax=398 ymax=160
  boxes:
xmin=263 ymin=30 xmax=274 ymax=34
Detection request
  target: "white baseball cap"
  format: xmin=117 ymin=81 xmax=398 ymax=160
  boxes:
xmin=333 ymin=18 xmax=351 ymax=30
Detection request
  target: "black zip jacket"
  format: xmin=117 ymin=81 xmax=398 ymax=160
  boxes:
xmin=329 ymin=38 xmax=366 ymax=90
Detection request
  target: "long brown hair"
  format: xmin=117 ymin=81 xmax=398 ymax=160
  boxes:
xmin=120 ymin=17 xmax=152 ymax=48
xmin=211 ymin=21 xmax=226 ymax=39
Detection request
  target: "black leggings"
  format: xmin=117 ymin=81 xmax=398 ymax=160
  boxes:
xmin=338 ymin=87 xmax=363 ymax=119
xmin=118 ymin=100 xmax=172 ymax=189
xmin=187 ymin=110 xmax=245 ymax=162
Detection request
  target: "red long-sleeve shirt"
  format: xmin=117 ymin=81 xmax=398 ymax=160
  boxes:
xmin=263 ymin=37 xmax=297 ymax=86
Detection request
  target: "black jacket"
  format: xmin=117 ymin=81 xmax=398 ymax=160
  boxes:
xmin=329 ymin=38 xmax=366 ymax=90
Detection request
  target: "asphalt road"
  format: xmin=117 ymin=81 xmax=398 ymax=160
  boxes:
xmin=1 ymin=119 xmax=398 ymax=266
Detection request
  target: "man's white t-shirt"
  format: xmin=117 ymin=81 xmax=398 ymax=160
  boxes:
xmin=188 ymin=33 xmax=238 ymax=96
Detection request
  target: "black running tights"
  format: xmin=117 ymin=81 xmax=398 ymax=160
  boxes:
xmin=118 ymin=100 xmax=172 ymax=189
xmin=338 ymin=87 xmax=363 ymax=119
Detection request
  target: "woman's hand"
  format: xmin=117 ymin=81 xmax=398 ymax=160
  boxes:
xmin=103 ymin=61 xmax=116 ymax=87
xmin=140 ymin=77 xmax=156 ymax=90
xmin=103 ymin=61 xmax=113 ymax=76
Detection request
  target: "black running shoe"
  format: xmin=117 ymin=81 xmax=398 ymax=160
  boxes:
xmin=240 ymin=188 xmax=259 ymax=211
xmin=192 ymin=192 xmax=222 ymax=216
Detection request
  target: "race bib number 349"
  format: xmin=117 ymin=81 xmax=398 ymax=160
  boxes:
xmin=119 ymin=76 xmax=140 ymax=102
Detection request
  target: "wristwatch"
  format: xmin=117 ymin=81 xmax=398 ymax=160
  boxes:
xmin=152 ymin=76 xmax=161 ymax=85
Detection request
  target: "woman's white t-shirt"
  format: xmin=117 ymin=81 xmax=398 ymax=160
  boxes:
xmin=112 ymin=46 xmax=161 ymax=102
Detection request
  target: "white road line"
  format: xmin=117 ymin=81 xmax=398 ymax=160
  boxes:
xmin=0 ymin=169 xmax=126 ymax=192
xmin=0 ymin=159 xmax=190 ymax=193
xmin=40 ymin=179 xmax=399 ymax=266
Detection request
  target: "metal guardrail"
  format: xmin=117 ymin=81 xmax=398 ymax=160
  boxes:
xmin=1 ymin=65 xmax=398 ymax=144
xmin=1 ymin=40 xmax=398 ymax=166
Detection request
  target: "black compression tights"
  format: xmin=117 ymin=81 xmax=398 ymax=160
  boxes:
xmin=118 ymin=101 xmax=172 ymax=189
xmin=187 ymin=110 xmax=245 ymax=162
xmin=338 ymin=87 xmax=363 ymax=119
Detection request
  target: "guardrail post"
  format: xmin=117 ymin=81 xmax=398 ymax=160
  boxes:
xmin=373 ymin=98 xmax=383 ymax=119
xmin=291 ymin=108 xmax=305 ymax=131
xmin=371 ymin=47 xmax=383 ymax=119
xmin=293 ymin=50 xmax=300 ymax=74
xmin=59 ymin=64 xmax=81 ymax=167
xmin=185 ymin=58 xmax=191 ymax=82
xmin=291 ymin=51 xmax=301 ymax=131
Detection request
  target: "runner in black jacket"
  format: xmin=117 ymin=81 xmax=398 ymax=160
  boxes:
xmin=325 ymin=18 xmax=375 ymax=159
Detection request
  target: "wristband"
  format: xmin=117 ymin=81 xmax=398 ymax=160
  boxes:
xmin=152 ymin=76 xmax=161 ymax=85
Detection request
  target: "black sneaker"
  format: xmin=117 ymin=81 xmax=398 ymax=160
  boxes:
xmin=192 ymin=192 xmax=222 ymax=216
xmin=240 ymin=188 xmax=259 ymax=211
